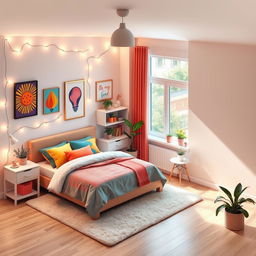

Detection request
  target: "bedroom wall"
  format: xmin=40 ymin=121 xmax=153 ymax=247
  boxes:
xmin=189 ymin=41 xmax=256 ymax=195
xmin=0 ymin=36 xmax=120 ymax=197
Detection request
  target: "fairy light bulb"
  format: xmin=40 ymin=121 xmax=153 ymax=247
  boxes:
xmin=104 ymin=41 xmax=110 ymax=50
xmin=19 ymin=128 xmax=24 ymax=133
xmin=0 ymin=100 xmax=6 ymax=108
xmin=1 ymin=124 xmax=7 ymax=131
xmin=111 ymin=47 xmax=117 ymax=54
xmin=96 ymin=57 xmax=101 ymax=63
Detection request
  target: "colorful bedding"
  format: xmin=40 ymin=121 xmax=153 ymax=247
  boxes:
xmin=48 ymin=151 xmax=167 ymax=217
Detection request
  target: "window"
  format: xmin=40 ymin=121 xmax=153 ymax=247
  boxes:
xmin=149 ymin=56 xmax=188 ymax=139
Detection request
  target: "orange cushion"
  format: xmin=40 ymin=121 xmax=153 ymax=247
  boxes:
xmin=65 ymin=145 xmax=93 ymax=162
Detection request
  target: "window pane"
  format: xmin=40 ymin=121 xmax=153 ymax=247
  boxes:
xmin=169 ymin=87 xmax=188 ymax=133
xmin=151 ymin=56 xmax=188 ymax=81
xmin=150 ymin=83 xmax=164 ymax=133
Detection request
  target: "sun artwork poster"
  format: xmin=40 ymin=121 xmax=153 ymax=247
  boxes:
xmin=14 ymin=80 xmax=38 ymax=119
xmin=95 ymin=79 xmax=113 ymax=102
xmin=64 ymin=79 xmax=85 ymax=120
xmin=43 ymin=87 xmax=60 ymax=114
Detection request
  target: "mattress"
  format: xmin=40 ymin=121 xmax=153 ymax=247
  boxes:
xmin=38 ymin=161 xmax=56 ymax=178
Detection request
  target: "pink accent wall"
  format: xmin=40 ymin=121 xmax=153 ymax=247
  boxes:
xmin=189 ymin=41 xmax=256 ymax=195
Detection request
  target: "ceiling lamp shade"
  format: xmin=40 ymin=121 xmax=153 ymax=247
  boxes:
xmin=111 ymin=9 xmax=135 ymax=47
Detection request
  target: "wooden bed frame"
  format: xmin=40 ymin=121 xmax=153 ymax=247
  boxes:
xmin=27 ymin=126 xmax=163 ymax=219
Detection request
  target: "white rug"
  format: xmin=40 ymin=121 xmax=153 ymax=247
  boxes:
xmin=26 ymin=184 xmax=202 ymax=246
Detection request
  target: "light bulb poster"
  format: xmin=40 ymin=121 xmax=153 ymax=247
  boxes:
xmin=64 ymin=79 xmax=85 ymax=120
xmin=43 ymin=87 xmax=60 ymax=114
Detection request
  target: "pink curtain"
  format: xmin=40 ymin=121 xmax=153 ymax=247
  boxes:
xmin=131 ymin=46 xmax=149 ymax=161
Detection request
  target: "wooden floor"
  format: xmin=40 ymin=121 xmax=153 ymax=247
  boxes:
xmin=1 ymin=177 xmax=256 ymax=256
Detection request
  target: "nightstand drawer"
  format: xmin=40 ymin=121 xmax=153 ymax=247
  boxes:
xmin=17 ymin=167 xmax=39 ymax=183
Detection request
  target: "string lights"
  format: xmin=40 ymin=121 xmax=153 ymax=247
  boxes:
xmin=0 ymin=35 xmax=115 ymax=162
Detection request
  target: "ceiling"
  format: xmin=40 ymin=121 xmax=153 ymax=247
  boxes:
xmin=1 ymin=0 xmax=256 ymax=44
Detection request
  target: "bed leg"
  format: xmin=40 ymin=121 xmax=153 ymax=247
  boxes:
xmin=91 ymin=213 xmax=101 ymax=220
xmin=156 ymin=186 xmax=163 ymax=192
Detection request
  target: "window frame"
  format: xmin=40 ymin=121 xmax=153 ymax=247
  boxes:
xmin=149 ymin=55 xmax=188 ymax=139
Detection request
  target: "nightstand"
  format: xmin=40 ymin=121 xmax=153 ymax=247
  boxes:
xmin=97 ymin=134 xmax=129 ymax=152
xmin=4 ymin=160 xmax=40 ymax=205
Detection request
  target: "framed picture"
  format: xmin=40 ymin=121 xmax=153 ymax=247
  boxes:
xmin=64 ymin=79 xmax=85 ymax=120
xmin=43 ymin=87 xmax=60 ymax=114
xmin=14 ymin=80 xmax=38 ymax=119
xmin=95 ymin=79 xmax=113 ymax=102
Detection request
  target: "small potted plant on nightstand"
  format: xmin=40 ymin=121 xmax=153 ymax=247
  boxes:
xmin=104 ymin=127 xmax=114 ymax=139
xmin=14 ymin=145 xmax=29 ymax=165
xmin=124 ymin=119 xmax=144 ymax=158
xmin=103 ymin=99 xmax=112 ymax=110
xmin=177 ymin=148 xmax=186 ymax=161
xmin=215 ymin=183 xmax=255 ymax=231
xmin=166 ymin=133 xmax=173 ymax=143
xmin=176 ymin=129 xmax=187 ymax=146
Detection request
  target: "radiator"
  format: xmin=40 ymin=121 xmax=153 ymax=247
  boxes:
xmin=149 ymin=144 xmax=177 ymax=172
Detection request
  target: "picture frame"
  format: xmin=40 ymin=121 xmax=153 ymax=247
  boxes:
xmin=43 ymin=87 xmax=60 ymax=114
xmin=64 ymin=79 xmax=85 ymax=120
xmin=14 ymin=80 xmax=38 ymax=119
xmin=95 ymin=79 xmax=113 ymax=102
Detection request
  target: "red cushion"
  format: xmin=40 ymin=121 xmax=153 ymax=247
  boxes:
xmin=65 ymin=145 xmax=93 ymax=161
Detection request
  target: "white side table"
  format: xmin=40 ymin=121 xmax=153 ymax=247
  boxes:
xmin=169 ymin=157 xmax=190 ymax=183
xmin=4 ymin=160 xmax=40 ymax=205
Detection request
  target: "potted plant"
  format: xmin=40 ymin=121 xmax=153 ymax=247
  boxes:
xmin=124 ymin=119 xmax=144 ymax=158
xmin=215 ymin=183 xmax=255 ymax=231
xmin=108 ymin=113 xmax=115 ymax=123
xmin=14 ymin=145 xmax=29 ymax=165
xmin=166 ymin=133 xmax=173 ymax=143
xmin=104 ymin=127 xmax=114 ymax=139
xmin=177 ymin=148 xmax=186 ymax=161
xmin=103 ymin=100 xmax=112 ymax=110
xmin=176 ymin=129 xmax=187 ymax=146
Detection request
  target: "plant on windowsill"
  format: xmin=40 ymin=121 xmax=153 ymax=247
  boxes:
xmin=166 ymin=133 xmax=173 ymax=143
xmin=14 ymin=145 xmax=29 ymax=166
xmin=176 ymin=129 xmax=187 ymax=146
xmin=103 ymin=99 xmax=112 ymax=110
xmin=104 ymin=127 xmax=114 ymax=139
xmin=214 ymin=183 xmax=255 ymax=231
xmin=124 ymin=119 xmax=144 ymax=158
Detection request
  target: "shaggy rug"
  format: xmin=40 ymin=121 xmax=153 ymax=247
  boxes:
xmin=26 ymin=185 xmax=202 ymax=246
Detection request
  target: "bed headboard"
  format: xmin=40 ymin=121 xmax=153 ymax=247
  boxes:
xmin=27 ymin=126 xmax=96 ymax=163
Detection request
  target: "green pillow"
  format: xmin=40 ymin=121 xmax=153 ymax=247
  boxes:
xmin=70 ymin=140 xmax=96 ymax=153
xmin=70 ymin=136 xmax=92 ymax=143
xmin=39 ymin=141 xmax=67 ymax=168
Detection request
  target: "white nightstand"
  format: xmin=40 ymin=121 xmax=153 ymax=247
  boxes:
xmin=4 ymin=160 xmax=40 ymax=205
xmin=97 ymin=134 xmax=129 ymax=152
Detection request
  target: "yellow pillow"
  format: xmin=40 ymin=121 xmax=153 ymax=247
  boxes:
xmin=47 ymin=143 xmax=72 ymax=168
xmin=87 ymin=138 xmax=101 ymax=153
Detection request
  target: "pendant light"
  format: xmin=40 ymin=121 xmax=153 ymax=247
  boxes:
xmin=111 ymin=9 xmax=135 ymax=47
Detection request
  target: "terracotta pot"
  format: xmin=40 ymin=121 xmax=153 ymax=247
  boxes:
xmin=108 ymin=117 xmax=114 ymax=123
xmin=178 ymin=138 xmax=184 ymax=146
xmin=106 ymin=134 xmax=112 ymax=139
xmin=18 ymin=158 xmax=27 ymax=166
xmin=113 ymin=117 xmax=117 ymax=122
xmin=166 ymin=136 xmax=172 ymax=143
xmin=225 ymin=210 xmax=244 ymax=231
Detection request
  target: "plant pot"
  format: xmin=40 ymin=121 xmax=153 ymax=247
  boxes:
xmin=108 ymin=117 xmax=114 ymax=123
xmin=106 ymin=134 xmax=112 ymax=139
xmin=166 ymin=136 xmax=172 ymax=143
xmin=113 ymin=117 xmax=117 ymax=122
xmin=178 ymin=138 xmax=185 ymax=146
xmin=125 ymin=150 xmax=138 ymax=158
xmin=18 ymin=157 xmax=27 ymax=166
xmin=225 ymin=210 xmax=244 ymax=231
xmin=178 ymin=155 xmax=185 ymax=161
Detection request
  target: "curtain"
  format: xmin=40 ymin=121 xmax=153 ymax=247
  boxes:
xmin=131 ymin=46 xmax=149 ymax=161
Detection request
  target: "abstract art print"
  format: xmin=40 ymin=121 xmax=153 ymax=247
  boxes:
xmin=64 ymin=79 xmax=85 ymax=120
xmin=14 ymin=80 xmax=38 ymax=119
xmin=43 ymin=87 xmax=60 ymax=114
xmin=95 ymin=79 xmax=113 ymax=102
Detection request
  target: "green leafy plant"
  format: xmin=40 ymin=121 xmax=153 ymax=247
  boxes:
xmin=14 ymin=145 xmax=29 ymax=159
xmin=214 ymin=183 xmax=255 ymax=218
xmin=176 ymin=129 xmax=187 ymax=139
xmin=177 ymin=148 xmax=185 ymax=156
xmin=124 ymin=119 xmax=144 ymax=152
xmin=105 ymin=127 xmax=114 ymax=135
xmin=166 ymin=133 xmax=173 ymax=137
xmin=103 ymin=100 xmax=112 ymax=110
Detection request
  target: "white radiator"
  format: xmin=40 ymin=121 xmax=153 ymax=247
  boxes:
xmin=149 ymin=144 xmax=177 ymax=172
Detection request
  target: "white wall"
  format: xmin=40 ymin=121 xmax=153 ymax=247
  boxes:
xmin=189 ymin=41 xmax=256 ymax=194
xmin=0 ymin=36 xmax=120 ymax=196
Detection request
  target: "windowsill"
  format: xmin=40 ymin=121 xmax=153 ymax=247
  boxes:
xmin=148 ymin=135 xmax=188 ymax=152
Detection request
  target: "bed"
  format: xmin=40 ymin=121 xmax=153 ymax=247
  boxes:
xmin=27 ymin=126 xmax=166 ymax=219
